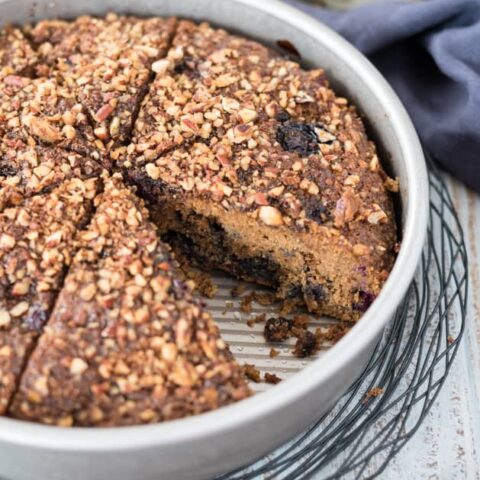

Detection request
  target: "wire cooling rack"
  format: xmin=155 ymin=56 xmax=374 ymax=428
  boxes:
xmin=220 ymin=154 xmax=468 ymax=480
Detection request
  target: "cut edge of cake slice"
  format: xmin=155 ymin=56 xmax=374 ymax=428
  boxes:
xmin=125 ymin=112 xmax=397 ymax=322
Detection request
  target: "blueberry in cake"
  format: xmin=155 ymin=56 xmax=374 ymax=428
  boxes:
xmin=0 ymin=14 xmax=398 ymax=426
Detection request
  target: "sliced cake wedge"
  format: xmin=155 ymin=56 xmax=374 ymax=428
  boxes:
xmin=0 ymin=177 xmax=98 ymax=414
xmin=9 ymin=174 xmax=250 ymax=426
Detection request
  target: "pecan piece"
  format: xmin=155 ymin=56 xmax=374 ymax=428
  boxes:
xmin=26 ymin=117 xmax=61 ymax=143
xmin=334 ymin=189 xmax=360 ymax=227
xmin=94 ymin=104 xmax=115 ymax=123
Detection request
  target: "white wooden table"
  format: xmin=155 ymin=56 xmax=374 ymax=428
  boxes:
xmin=310 ymin=175 xmax=480 ymax=479
xmin=380 ymin=177 xmax=480 ymax=479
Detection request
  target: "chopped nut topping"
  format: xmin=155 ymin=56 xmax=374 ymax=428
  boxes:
xmin=334 ymin=190 xmax=361 ymax=227
xmin=151 ymin=59 xmax=171 ymax=74
xmin=26 ymin=117 xmax=62 ymax=144
xmin=238 ymin=109 xmax=258 ymax=123
xmin=70 ymin=358 xmax=88 ymax=376
xmin=367 ymin=209 xmax=388 ymax=225
xmin=0 ymin=234 xmax=15 ymax=249
xmin=145 ymin=163 xmax=161 ymax=180
xmin=0 ymin=311 xmax=11 ymax=328
xmin=259 ymin=206 xmax=283 ymax=226
xmin=353 ymin=244 xmax=370 ymax=256
xmin=10 ymin=302 xmax=29 ymax=318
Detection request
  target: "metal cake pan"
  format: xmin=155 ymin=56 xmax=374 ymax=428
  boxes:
xmin=0 ymin=0 xmax=429 ymax=479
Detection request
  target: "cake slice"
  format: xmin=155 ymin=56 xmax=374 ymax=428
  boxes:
xmin=30 ymin=14 xmax=177 ymax=145
xmin=9 ymin=174 xmax=250 ymax=427
xmin=0 ymin=26 xmax=38 ymax=77
xmin=126 ymin=104 xmax=397 ymax=321
xmin=120 ymin=22 xmax=398 ymax=321
xmin=0 ymin=177 xmax=98 ymax=414
xmin=0 ymin=138 xmax=105 ymax=211
xmin=0 ymin=75 xmax=104 ymax=157
xmin=116 ymin=19 xmax=328 ymax=168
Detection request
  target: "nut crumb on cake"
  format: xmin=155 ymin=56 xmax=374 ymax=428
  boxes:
xmin=293 ymin=330 xmax=318 ymax=358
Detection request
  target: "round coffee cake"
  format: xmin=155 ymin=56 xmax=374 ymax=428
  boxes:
xmin=0 ymin=13 xmax=397 ymax=426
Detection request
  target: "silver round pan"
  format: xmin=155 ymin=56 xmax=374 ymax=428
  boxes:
xmin=0 ymin=1 xmax=429 ymax=479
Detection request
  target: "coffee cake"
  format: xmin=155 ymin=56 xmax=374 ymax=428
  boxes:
xmin=0 ymin=13 xmax=398 ymax=427
xmin=123 ymin=21 xmax=397 ymax=321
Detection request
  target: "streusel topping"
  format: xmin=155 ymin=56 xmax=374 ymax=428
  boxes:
xmin=0 ymin=76 xmax=103 ymax=156
xmin=29 ymin=14 xmax=177 ymax=145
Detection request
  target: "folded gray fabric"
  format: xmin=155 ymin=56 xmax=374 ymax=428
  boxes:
xmin=286 ymin=0 xmax=480 ymax=192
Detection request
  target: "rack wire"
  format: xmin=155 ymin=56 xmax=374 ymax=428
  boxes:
xmin=220 ymin=154 xmax=468 ymax=479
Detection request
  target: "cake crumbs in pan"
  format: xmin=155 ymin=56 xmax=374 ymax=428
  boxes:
xmin=264 ymin=317 xmax=292 ymax=343
xmin=293 ymin=330 xmax=318 ymax=358
xmin=243 ymin=364 xmax=262 ymax=383
xmin=264 ymin=372 xmax=282 ymax=384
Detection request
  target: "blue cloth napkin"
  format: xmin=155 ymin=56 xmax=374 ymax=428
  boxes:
xmin=286 ymin=0 xmax=480 ymax=192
